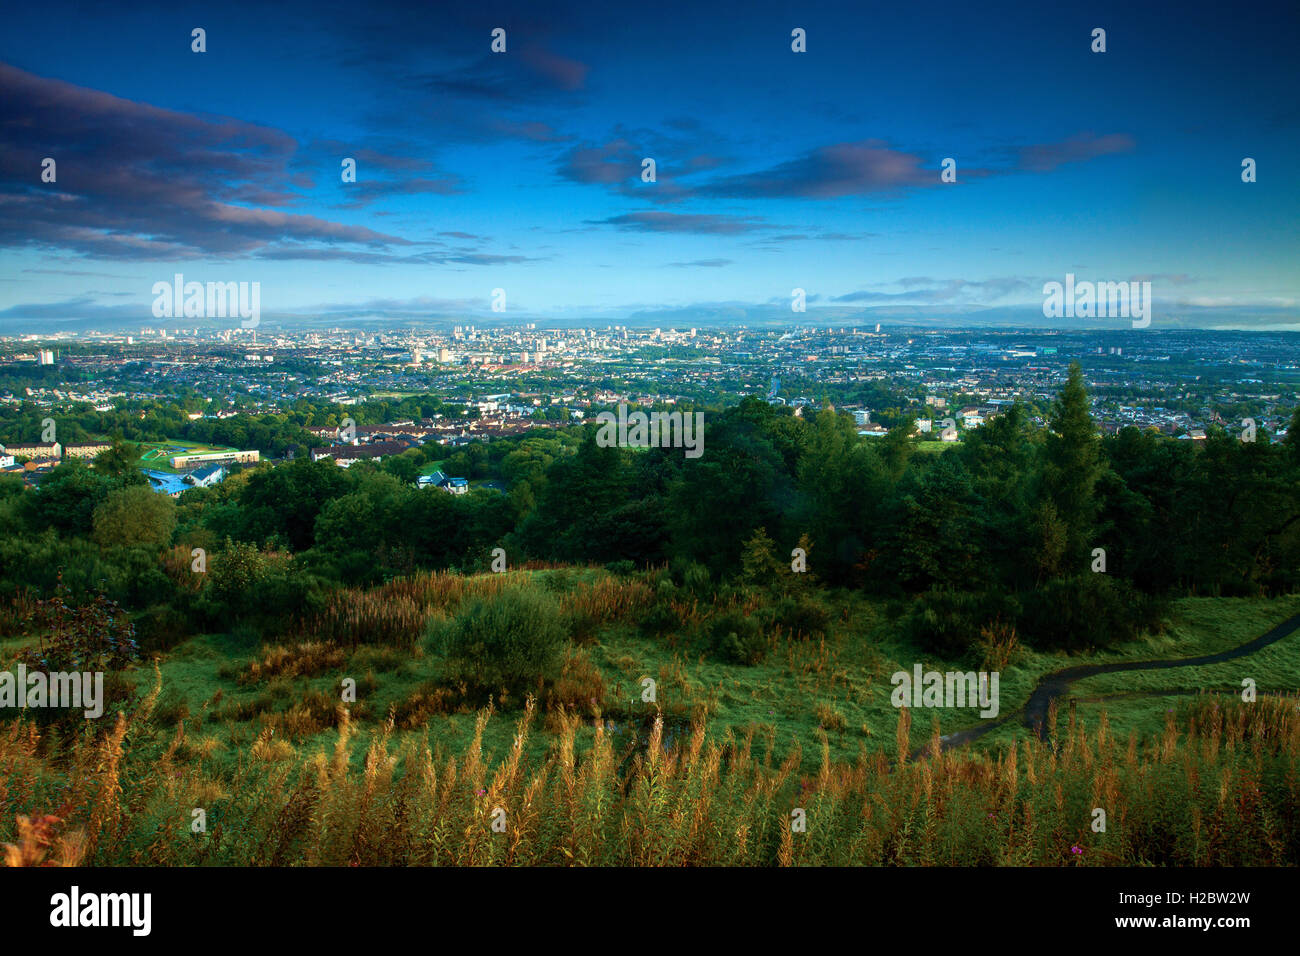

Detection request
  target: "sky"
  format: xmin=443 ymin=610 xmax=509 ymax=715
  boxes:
xmin=1 ymin=0 xmax=1297 ymax=332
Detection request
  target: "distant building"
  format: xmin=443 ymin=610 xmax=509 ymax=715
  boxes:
xmin=64 ymin=442 xmax=113 ymax=459
xmin=168 ymin=449 xmax=259 ymax=469
xmin=311 ymin=441 xmax=410 ymax=466
xmin=416 ymin=469 xmax=469 ymax=493
xmin=3 ymin=442 xmax=61 ymax=460
xmin=143 ymin=469 xmax=189 ymax=497
xmin=185 ymin=463 xmax=227 ymax=488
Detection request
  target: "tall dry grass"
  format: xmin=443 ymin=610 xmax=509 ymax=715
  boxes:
xmin=4 ymin=687 xmax=1298 ymax=867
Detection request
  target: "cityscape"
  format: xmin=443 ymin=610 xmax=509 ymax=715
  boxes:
xmin=1 ymin=0 xmax=1298 ymax=932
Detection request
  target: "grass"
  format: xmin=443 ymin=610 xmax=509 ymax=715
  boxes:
xmin=913 ymin=439 xmax=959 ymax=454
xmin=5 ymin=570 xmax=1300 ymax=866
xmin=66 ymin=572 xmax=1300 ymax=779
xmin=5 ymin=687 xmax=1299 ymax=866
xmin=131 ymin=439 xmax=243 ymax=473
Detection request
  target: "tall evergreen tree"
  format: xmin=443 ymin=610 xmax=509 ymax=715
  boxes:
xmin=1039 ymin=363 xmax=1104 ymax=575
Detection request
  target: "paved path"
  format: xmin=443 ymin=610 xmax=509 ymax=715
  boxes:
xmin=920 ymin=611 xmax=1300 ymax=756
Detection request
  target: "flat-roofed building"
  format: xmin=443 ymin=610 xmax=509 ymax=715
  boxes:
xmin=168 ymin=449 xmax=260 ymax=469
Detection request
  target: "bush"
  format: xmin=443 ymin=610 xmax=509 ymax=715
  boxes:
xmin=671 ymin=558 xmax=713 ymax=596
xmin=134 ymin=603 xmax=193 ymax=654
xmin=435 ymin=586 xmax=569 ymax=697
xmin=1021 ymin=574 xmax=1165 ymax=651
xmin=709 ymin=608 xmax=767 ymax=665
xmin=198 ymin=540 xmax=327 ymax=636
xmin=764 ymin=593 xmax=831 ymax=641
xmin=92 ymin=484 xmax=176 ymax=548
xmin=901 ymin=589 xmax=1019 ymax=658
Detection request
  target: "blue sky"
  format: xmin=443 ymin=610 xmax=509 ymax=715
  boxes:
xmin=1 ymin=0 xmax=1297 ymax=330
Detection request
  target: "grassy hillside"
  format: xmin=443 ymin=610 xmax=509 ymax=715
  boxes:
xmin=4 ymin=569 xmax=1299 ymax=866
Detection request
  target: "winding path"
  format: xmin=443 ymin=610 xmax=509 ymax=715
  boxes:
xmin=928 ymin=610 xmax=1300 ymax=753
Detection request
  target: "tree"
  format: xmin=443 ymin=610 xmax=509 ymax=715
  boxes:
xmin=92 ymin=485 xmax=177 ymax=548
xmin=91 ymin=439 xmax=146 ymax=485
xmin=740 ymin=527 xmax=783 ymax=587
xmin=794 ymin=406 xmax=883 ymax=583
xmin=25 ymin=460 xmax=114 ymax=535
xmin=1039 ymin=363 xmax=1104 ymax=575
xmin=237 ymin=457 xmax=350 ymax=550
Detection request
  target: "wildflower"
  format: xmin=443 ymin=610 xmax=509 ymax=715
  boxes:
xmin=1071 ymin=845 xmax=1083 ymax=855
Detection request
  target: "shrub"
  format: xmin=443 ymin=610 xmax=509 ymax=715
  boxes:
xmin=814 ymin=701 xmax=847 ymax=733
xmin=134 ymin=603 xmax=192 ymax=655
xmin=640 ymin=601 xmax=683 ymax=638
xmin=92 ymin=484 xmax=176 ymax=548
xmin=764 ymin=593 xmax=831 ymax=641
xmin=709 ymin=608 xmax=767 ymax=665
xmin=435 ymin=586 xmax=569 ymax=698
xmin=1021 ymin=574 xmax=1165 ymax=651
xmin=901 ymin=589 xmax=1018 ymax=659
xmin=974 ymin=619 xmax=1022 ymax=671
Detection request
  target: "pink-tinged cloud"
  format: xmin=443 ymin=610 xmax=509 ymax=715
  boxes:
xmin=1016 ymin=133 xmax=1135 ymax=172
xmin=696 ymin=141 xmax=935 ymax=198
xmin=519 ymin=45 xmax=589 ymax=91
xmin=592 ymin=211 xmax=766 ymax=234
xmin=0 ymin=62 xmax=422 ymax=259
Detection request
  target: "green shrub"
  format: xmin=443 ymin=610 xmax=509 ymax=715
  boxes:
xmin=1021 ymin=574 xmax=1165 ymax=651
xmin=902 ymin=589 xmax=1018 ymax=658
xmin=134 ymin=603 xmax=192 ymax=654
xmin=436 ymin=586 xmax=569 ymax=697
xmin=764 ymin=593 xmax=831 ymax=640
xmin=709 ymin=608 xmax=767 ymax=665
xmin=640 ymin=599 xmax=682 ymax=638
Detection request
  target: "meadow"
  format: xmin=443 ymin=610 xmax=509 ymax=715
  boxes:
xmin=4 ymin=568 xmax=1299 ymax=867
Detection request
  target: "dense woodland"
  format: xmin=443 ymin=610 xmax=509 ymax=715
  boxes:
xmin=0 ymin=364 xmax=1298 ymax=664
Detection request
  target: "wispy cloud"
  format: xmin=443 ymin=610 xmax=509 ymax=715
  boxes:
xmin=590 ymin=211 xmax=767 ymax=234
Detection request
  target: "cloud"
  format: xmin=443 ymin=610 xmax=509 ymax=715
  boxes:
xmin=667 ymin=258 xmax=733 ymax=268
xmin=518 ymin=44 xmax=589 ymax=91
xmin=589 ymin=211 xmax=766 ymax=234
xmin=1015 ymin=133 xmax=1135 ymax=172
xmin=832 ymin=277 xmax=1036 ymax=305
xmin=0 ymin=62 xmax=414 ymax=260
xmin=695 ymin=141 xmax=936 ymax=199
xmin=559 ymin=139 xmax=640 ymax=185
xmin=414 ymin=43 xmax=589 ymax=102
xmin=555 ymin=123 xmax=735 ymax=203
